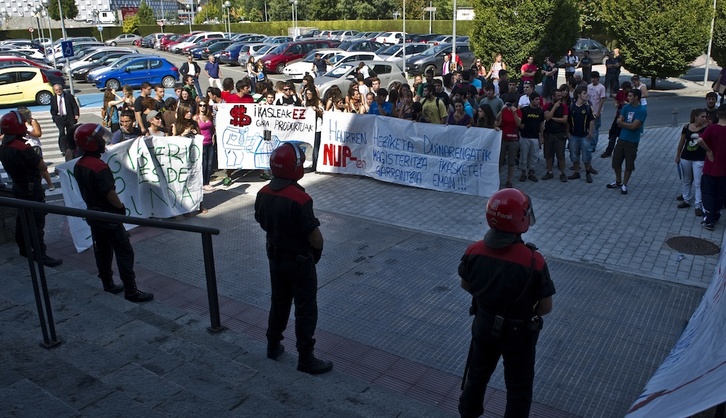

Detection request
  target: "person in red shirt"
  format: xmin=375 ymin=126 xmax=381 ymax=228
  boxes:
xmin=520 ymin=56 xmax=538 ymax=90
xmin=697 ymin=104 xmax=726 ymax=230
xmin=236 ymin=78 xmax=254 ymax=103
xmin=497 ymin=102 xmax=522 ymax=188
xmin=221 ymin=77 xmax=242 ymax=103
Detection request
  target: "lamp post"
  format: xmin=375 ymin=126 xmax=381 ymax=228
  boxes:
xmin=54 ymin=0 xmax=75 ymax=93
xmin=705 ymin=0 xmax=717 ymax=86
xmin=33 ymin=5 xmax=44 ymax=42
xmin=289 ymin=0 xmax=297 ymax=39
xmin=224 ymin=1 xmax=231 ymax=34
xmin=186 ymin=4 xmax=192 ymax=33
xmin=41 ymin=0 xmax=54 ymax=67
xmin=424 ymin=2 xmax=436 ymax=34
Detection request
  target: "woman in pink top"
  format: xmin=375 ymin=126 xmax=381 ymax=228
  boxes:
xmin=194 ymin=100 xmax=215 ymax=193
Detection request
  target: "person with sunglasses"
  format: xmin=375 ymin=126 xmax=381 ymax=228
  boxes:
xmin=274 ymin=81 xmax=302 ymax=106
xmin=146 ymin=110 xmax=166 ymax=137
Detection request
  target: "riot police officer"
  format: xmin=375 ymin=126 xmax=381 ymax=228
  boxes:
xmin=73 ymin=123 xmax=153 ymax=302
xmin=0 ymin=111 xmax=62 ymax=267
xmin=254 ymin=142 xmax=332 ymax=375
xmin=458 ymin=188 xmax=555 ymax=418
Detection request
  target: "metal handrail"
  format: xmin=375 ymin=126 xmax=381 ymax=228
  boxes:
xmin=0 ymin=195 xmax=224 ymax=348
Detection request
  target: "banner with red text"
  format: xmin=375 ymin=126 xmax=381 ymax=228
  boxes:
xmin=316 ymin=112 xmax=501 ymax=197
xmin=56 ymin=136 xmax=203 ymax=253
xmin=215 ymin=103 xmax=317 ymax=169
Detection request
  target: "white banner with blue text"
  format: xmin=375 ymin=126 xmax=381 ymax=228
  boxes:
xmin=316 ymin=112 xmax=502 ymax=197
xmin=57 ymin=136 xmax=203 ymax=253
xmin=215 ymin=103 xmax=317 ymax=169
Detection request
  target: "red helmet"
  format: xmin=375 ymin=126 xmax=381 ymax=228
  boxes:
xmin=486 ymin=188 xmax=536 ymax=234
xmin=270 ymin=142 xmax=305 ymax=181
xmin=0 ymin=111 xmax=27 ymax=136
xmin=74 ymin=123 xmax=111 ymax=153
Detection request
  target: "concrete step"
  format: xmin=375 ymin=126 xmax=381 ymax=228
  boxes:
xmin=0 ymin=251 xmax=450 ymax=417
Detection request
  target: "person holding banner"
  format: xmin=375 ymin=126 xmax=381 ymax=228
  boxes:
xmin=73 ymin=123 xmax=153 ymax=302
xmin=458 ymin=188 xmax=554 ymax=418
xmin=255 ymin=142 xmax=332 ymax=375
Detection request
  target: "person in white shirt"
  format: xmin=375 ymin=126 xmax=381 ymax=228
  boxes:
xmin=18 ymin=107 xmax=53 ymax=190
xmin=587 ymin=71 xmax=608 ymax=153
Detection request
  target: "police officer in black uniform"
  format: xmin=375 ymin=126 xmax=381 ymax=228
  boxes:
xmin=254 ymin=142 xmax=332 ymax=375
xmin=458 ymin=188 xmax=555 ymax=418
xmin=72 ymin=123 xmax=153 ymax=302
xmin=0 ymin=111 xmax=62 ymax=267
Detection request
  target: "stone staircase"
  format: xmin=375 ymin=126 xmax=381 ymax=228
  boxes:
xmin=0 ymin=250 xmax=451 ymax=417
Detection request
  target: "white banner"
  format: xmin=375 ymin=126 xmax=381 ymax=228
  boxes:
xmin=626 ymin=233 xmax=726 ymax=417
xmin=316 ymin=112 xmax=502 ymax=197
xmin=57 ymin=136 xmax=203 ymax=253
xmin=215 ymin=103 xmax=316 ymax=170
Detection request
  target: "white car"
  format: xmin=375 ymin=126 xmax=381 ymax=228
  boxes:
xmin=170 ymin=32 xmax=225 ymax=53
xmin=375 ymin=32 xmax=407 ymax=45
xmin=7 ymin=48 xmax=45 ymax=60
xmin=282 ymin=48 xmax=340 ymax=79
xmin=314 ymin=60 xmax=406 ymax=100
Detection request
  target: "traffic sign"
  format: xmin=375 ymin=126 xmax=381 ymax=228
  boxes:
xmin=61 ymin=40 xmax=74 ymax=58
xmin=28 ymin=27 xmax=34 ymax=33
xmin=97 ymin=25 xmax=103 ymax=32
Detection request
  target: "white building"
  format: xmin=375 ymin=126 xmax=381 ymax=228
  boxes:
xmin=0 ymin=0 xmax=181 ymax=24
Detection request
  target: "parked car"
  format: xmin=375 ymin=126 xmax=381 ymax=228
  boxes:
xmin=218 ymin=42 xmax=247 ymax=65
xmin=297 ymin=30 xmax=322 ymax=39
xmin=0 ymin=57 xmax=64 ymax=84
xmin=191 ymin=40 xmax=234 ymax=60
xmin=104 ymin=34 xmax=142 ymax=46
xmin=235 ymin=43 xmax=275 ymax=65
xmin=260 ymin=39 xmax=339 ymax=73
xmin=572 ymin=38 xmax=611 ymax=65
xmin=337 ymin=39 xmax=384 ymax=53
xmin=408 ymin=34 xmax=440 ymax=43
xmin=377 ymin=43 xmax=431 ymax=69
xmin=87 ymin=56 xmax=178 ymax=90
xmin=314 ymin=60 xmax=405 ymax=100
xmin=49 ymin=41 xmax=104 ymax=61
xmin=428 ymin=35 xmax=469 ymax=45
xmin=405 ymin=42 xmax=475 ymax=75
xmin=159 ymin=34 xmax=181 ymax=51
xmin=375 ymin=32 xmax=407 ymax=44
xmin=329 ymin=51 xmax=383 ymax=67
xmin=70 ymin=52 xmax=137 ymax=81
xmin=282 ymin=48 xmax=340 ymax=79
xmin=141 ymin=33 xmax=173 ymax=48
xmin=0 ymin=66 xmax=55 ymax=105
xmin=235 ymin=34 xmax=267 ymax=43
xmin=66 ymin=47 xmax=137 ymax=71
xmin=171 ymin=32 xmax=225 ymax=53
xmin=331 ymin=30 xmax=360 ymax=41
xmin=163 ymin=34 xmax=192 ymax=52
xmin=265 ymin=36 xmax=293 ymax=44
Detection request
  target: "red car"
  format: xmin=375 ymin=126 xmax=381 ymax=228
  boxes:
xmin=0 ymin=56 xmax=65 ymax=82
xmin=164 ymin=34 xmax=193 ymax=52
xmin=159 ymin=34 xmax=180 ymax=51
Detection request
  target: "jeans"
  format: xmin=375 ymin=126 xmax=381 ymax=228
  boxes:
xmin=680 ymin=159 xmax=704 ymax=209
xmin=192 ymin=77 xmax=203 ymax=98
xmin=518 ymin=137 xmax=539 ymax=172
xmin=701 ymin=174 xmax=726 ymax=224
xmin=568 ymin=135 xmax=592 ymax=165
xmin=202 ymin=143 xmax=215 ymax=186
xmin=588 ymin=115 xmax=602 ymax=153
xmin=90 ymin=221 xmax=135 ymax=284
xmin=605 ymin=73 xmax=620 ymax=95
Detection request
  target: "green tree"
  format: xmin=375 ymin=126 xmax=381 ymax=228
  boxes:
xmin=309 ymin=0 xmax=338 ymax=20
xmin=136 ymin=0 xmax=156 ymax=25
xmin=248 ymin=7 xmax=264 ymax=21
xmin=122 ymin=13 xmax=140 ymax=34
xmin=47 ymin=0 xmax=78 ymax=21
xmin=710 ymin=2 xmax=726 ymax=68
xmin=470 ymin=0 xmax=579 ymax=77
xmin=602 ymin=0 xmax=710 ymax=89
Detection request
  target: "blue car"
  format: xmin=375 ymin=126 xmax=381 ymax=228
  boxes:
xmin=218 ymin=42 xmax=247 ymax=66
xmin=190 ymin=40 xmax=234 ymax=60
xmin=88 ymin=56 xmax=179 ymax=90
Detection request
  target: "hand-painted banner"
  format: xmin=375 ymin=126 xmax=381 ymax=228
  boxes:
xmin=316 ymin=112 xmax=502 ymax=197
xmin=215 ymin=103 xmax=316 ymax=170
xmin=56 ymin=136 xmax=203 ymax=253
xmin=626 ymin=231 xmax=726 ymax=417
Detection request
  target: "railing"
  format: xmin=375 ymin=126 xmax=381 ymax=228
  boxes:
xmin=0 ymin=195 xmax=223 ymax=349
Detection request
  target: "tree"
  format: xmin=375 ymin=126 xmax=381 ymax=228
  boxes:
xmin=136 ymin=0 xmax=156 ymax=25
xmin=602 ymin=0 xmax=710 ymax=89
xmin=122 ymin=13 xmax=140 ymax=35
xmin=710 ymin=1 xmax=726 ymax=68
xmin=470 ymin=0 xmax=579 ymax=78
xmin=47 ymin=0 xmax=78 ymax=21
xmin=308 ymin=0 xmax=338 ymax=20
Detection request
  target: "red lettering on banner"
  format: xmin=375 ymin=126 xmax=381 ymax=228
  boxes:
xmin=323 ymin=144 xmax=357 ymax=167
xmin=230 ymin=105 xmax=252 ymax=127
xmin=292 ymin=108 xmax=306 ymax=120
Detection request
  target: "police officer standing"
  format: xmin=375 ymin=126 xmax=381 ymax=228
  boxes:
xmin=0 ymin=111 xmax=62 ymax=267
xmin=72 ymin=123 xmax=153 ymax=302
xmin=458 ymin=188 xmax=555 ymax=418
xmin=254 ymin=142 xmax=332 ymax=375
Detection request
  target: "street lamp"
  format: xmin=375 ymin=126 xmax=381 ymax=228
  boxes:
xmin=186 ymin=4 xmax=192 ymax=33
xmin=32 ymin=5 xmax=44 ymax=42
xmin=224 ymin=1 xmax=231 ymax=34
xmin=289 ymin=0 xmax=298 ymax=39
xmin=41 ymin=0 xmax=54 ymax=67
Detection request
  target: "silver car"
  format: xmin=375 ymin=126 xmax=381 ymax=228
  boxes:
xmin=314 ymin=60 xmax=406 ymax=100
xmin=237 ymin=43 xmax=275 ymax=66
xmin=104 ymin=34 xmax=143 ymax=46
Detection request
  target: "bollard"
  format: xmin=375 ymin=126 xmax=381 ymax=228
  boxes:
xmin=671 ymin=108 xmax=679 ymax=127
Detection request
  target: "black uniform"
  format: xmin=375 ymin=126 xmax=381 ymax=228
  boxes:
xmin=458 ymin=234 xmax=555 ymax=418
xmin=0 ymin=136 xmax=47 ymax=256
xmin=74 ymin=153 xmax=135 ymax=287
xmin=254 ymin=179 xmax=321 ymax=356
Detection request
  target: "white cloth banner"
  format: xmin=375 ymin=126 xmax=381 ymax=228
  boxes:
xmin=626 ymin=233 xmax=726 ymax=417
xmin=215 ymin=103 xmax=317 ymax=169
xmin=56 ymin=136 xmax=203 ymax=253
xmin=316 ymin=112 xmax=502 ymax=197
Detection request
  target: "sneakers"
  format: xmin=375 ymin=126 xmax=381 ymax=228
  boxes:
xmin=677 ymin=201 xmax=691 ymax=209
xmin=41 ymin=255 xmax=63 ymax=268
xmin=519 ymin=173 xmax=527 ymax=182
xmin=696 ymin=207 xmax=704 ymax=217
xmin=568 ymin=172 xmax=580 ymax=180
xmin=103 ymin=283 xmax=125 ymax=294
xmin=621 ymin=184 xmax=628 ymax=195
xmin=267 ymin=343 xmax=285 ymax=360
xmin=676 ymin=195 xmax=684 ymax=201
xmin=606 ymin=181 xmax=622 ymax=189
xmin=702 ymin=221 xmax=715 ymax=231
xmin=124 ymin=289 xmax=154 ymax=303
xmin=586 ymin=172 xmax=593 ymax=183
xmin=528 ymin=173 xmax=539 ymax=182
xmin=560 ymin=173 xmax=568 ymax=182
xmin=601 ymin=151 xmax=612 ymax=158
xmin=297 ymin=356 xmax=333 ymax=375
xmin=542 ymin=172 xmax=554 ymax=180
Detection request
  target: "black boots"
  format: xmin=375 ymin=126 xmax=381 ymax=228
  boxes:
xmin=267 ymin=342 xmax=285 ymax=360
xmin=101 ymin=277 xmax=124 ymax=295
xmin=297 ymin=354 xmax=333 ymax=375
xmin=122 ymin=280 xmax=154 ymax=303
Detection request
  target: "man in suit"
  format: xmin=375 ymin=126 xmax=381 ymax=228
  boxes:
xmin=49 ymin=84 xmax=79 ymax=159
xmin=179 ymin=56 xmax=202 ymax=98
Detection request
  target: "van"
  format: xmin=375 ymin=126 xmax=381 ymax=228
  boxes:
xmin=260 ymin=39 xmax=338 ymax=73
